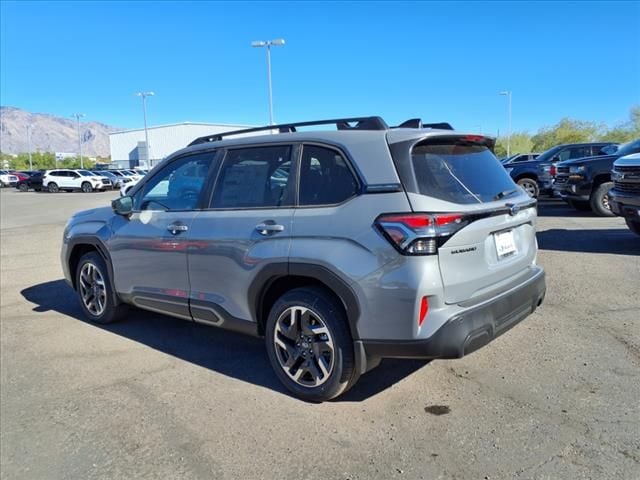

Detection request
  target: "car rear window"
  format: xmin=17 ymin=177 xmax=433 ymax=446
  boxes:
xmin=411 ymin=138 xmax=517 ymax=204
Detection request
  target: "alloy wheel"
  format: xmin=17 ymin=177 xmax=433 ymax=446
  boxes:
xmin=273 ymin=306 xmax=335 ymax=388
xmin=79 ymin=262 xmax=107 ymax=316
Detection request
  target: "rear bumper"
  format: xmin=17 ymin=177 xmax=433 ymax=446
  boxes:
xmin=357 ymin=266 xmax=545 ymax=360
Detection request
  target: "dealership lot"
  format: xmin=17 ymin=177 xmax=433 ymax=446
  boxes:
xmin=1 ymin=189 xmax=638 ymax=479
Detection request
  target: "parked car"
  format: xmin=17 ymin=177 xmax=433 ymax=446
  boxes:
xmin=61 ymin=116 xmax=545 ymax=401
xmin=504 ymin=142 xmax=616 ymax=198
xmin=92 ymin=170 xmax=122 ymax=189
xmin=501 ymin=153 xmax=541 ymax=164
xmin=15 ymin=170 xmax=45 ymax=192
xmin=43 ymin=169 xmax=112 ymax=193
xmin=9 ymin=171 xmax=30 ymax=182
xmin=608 ymin=152 xmax=640 ymax=235
xmin=0 ymin=170 xmax=19 ymax=187
xmin=553 ymin=139 xmax=640 ymax=216
xmin=119 ymin=176 xmax=141 ymax=196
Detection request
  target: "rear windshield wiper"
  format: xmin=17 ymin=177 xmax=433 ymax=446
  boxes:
xmin=494 ymin=189 xmax=519 ymax=200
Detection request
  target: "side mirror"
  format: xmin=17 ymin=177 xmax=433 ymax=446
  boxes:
xmin=112 ymin=196 xmax=133 ymax=216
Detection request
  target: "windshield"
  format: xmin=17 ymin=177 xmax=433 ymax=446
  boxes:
xmin=616 ymin=139 xmax=640 ymax=157
xmin=78 ymin=170 xmax=94 ymax=176
xmin=411 ymin=138 xmax=517 ymax=204
xmin=535 ymin=145 xmax=564 ymax=163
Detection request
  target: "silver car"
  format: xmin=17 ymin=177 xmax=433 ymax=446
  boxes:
xmin=61 ymin=117 xmax=545 ymax=401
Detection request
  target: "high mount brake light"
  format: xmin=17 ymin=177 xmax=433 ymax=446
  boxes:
xmin=375 ymin=213 xmax=468 ymax=255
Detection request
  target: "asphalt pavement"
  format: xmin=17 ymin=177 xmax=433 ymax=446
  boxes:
xmin=1 ymin=188 xmax=639 ymax=479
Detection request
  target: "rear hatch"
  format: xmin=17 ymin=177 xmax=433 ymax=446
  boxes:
xmin=390 ymin=134 xmax=538 ymax=304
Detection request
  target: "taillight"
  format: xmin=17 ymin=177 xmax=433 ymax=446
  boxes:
xmin=375 ymin=213 xmax=469 ymax=255
xmin=550 ymin=165 xmax=556 ymax=177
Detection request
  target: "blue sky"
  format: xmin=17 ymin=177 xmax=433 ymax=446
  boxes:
xmin=1 ymin=1 xmax=639 ymax=135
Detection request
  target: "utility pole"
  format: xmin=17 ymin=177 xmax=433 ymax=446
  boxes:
xmin=251 ymin=39 xmax=285 ymax=125
xmin=71 ymin=113 xmax=86 ymax=168
xmin=27 ymin=124 xmax=33 ymax=170
xmin=135 ymin=92 xmax=155 ymax=167
xmin=499 ymin=91 xmax=512 ymax=157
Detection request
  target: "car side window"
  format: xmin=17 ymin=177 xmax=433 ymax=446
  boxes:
xmin=135 ymin=152 xmax=213 ymax=211
xmin=210 ymin=145 xmax=293 ymax=208
xmin=299 ymin=145 xmax=358 ymax=206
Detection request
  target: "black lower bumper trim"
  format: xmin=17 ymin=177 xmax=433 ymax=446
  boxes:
xmin=358 ymin=267 xmax=546 ymax=360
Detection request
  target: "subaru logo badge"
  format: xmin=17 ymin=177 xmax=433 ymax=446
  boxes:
xmin=507 ymin=203 xmax=520 ymax=216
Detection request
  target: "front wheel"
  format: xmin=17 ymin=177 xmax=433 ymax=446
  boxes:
xmin=517 ymin=178 xmax=539 ymax=198
xmin=626 ymin=219 xmax=640 ymax=236
xmin=265 ymin=287 xmax=357 ymax=402
xmin=81 ymin=182 xmax=93 ymax=193
xmin=590 ymin=182 xmax=615 ymax=217
xmin=47 ymin=182 xmax=59 ymax=193
xmin=18 ymin=183 xmax=28 ymax=192
xmin=76 ymin=252 xmax=127 ymax=324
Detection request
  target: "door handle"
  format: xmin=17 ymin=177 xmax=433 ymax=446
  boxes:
xmin=255 ymin=223 xmax=285 ymax=235
xmin=167 ymin=224 xmax=189 ymax=235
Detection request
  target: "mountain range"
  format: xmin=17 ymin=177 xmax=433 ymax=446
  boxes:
xmin=0 ymin=106 xmax=119 ymax=157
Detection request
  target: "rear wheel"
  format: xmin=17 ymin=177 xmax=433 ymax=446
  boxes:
xmin=75 ymin=252 xmax=127 ymax=324
xmin=47 ymin=182 xmax=59 ymax=193
xmin=517 ymin=178 xmax=539 ymax=198
xmin=567 ymin=199 xmax=591 ymax=211
xmin=81 ymin=182 xmax=93 ymax=193
xmin=265 ymin=287 xmax=357 ymax=402
xmin=590 ymin=182 xmax=615 ymax=217
xmin=626 ymin=219 xmax=640 ymax=236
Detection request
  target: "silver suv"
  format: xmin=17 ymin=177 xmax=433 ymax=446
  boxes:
xmin=61 ymin=117 xmax=546 ymax=401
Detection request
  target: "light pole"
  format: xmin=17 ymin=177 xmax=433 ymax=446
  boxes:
xmin=27 ymin=124 xmax=33 ymax=171
xmin=135 ymin=91 xmax=154 ymax=167
xmin=251 ymin=38 xmax=285 ymax=125
xmin=499 ymin=91 xmax=512 ymax=157
xmin=71 ymin=113 xmax=86 ymax=168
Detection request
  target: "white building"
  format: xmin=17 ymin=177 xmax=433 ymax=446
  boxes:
xmin=109 ymin=122 xmax=253 ymax=169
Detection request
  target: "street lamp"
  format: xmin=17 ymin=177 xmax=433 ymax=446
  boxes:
xmin=27 ymin=124 xmax=33 ymax=171
xmin=251 ymin=38 xmax=285 ymax=125
xmin=70 ymin=113 xmax=86 ymax=168
xmin=135 ymin=91 xmax=155 ymax=168
xmin=499 ymin=90 xmax=512 ymax=157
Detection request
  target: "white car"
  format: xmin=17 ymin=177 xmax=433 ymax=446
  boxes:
xmin=43 ymin=169 xmax=112 ymax=193
xmin=119 ymin=176 xmax=142 ymax=196
xmin=0 ymin=170 xmax=19 ymax=187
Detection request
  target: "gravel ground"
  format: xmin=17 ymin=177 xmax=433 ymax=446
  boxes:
xmin=1 ymin=188 xmax=639 ymax=480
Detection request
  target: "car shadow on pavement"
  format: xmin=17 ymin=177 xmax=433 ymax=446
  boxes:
xmin=21 ymin=280 xmax=429 ymax=403
xmin=537 ymin=228 xmax=640 ymax=255
xmin=536 ymin=198 xmax=595 ymax=218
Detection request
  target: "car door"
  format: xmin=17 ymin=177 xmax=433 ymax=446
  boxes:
xmin=67 ymin=171 xmax=82 ymax=189
xmin=108 ymin=151 xmax=216 ymax=319
xmin=187 ymin=144 xmax=295 ymax=329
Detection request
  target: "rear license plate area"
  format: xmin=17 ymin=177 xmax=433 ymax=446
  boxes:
xmin=494 ymin=229 xmax=517 ymax=258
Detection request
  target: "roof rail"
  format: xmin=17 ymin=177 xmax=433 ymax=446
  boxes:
xmin=188 ymin=116 xmax=389 ymax=146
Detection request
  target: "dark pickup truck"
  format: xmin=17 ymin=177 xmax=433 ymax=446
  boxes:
xmin=553 ymin=139 xmax=640 ymax=216
xmin=609 ymin=153 xmax=640 ymax=235
xmin=503 ymin=142 xmax=616 ymax=198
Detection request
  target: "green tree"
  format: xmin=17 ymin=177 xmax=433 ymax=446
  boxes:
xmin=494 ymin=132 xmax=534 ymax=158
xmin=531 ymin=118 xmax=599 ymax=151
xmin=599 ymin=105 xmax=640 ymax=143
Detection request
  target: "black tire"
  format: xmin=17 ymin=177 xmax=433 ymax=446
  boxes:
xmin=567 ymin=199 xmax=592 ymax=211
xmin=47 ymin=182 xmax=59 ymax=193
xmin=265 ymin=287 xmax=358 ymax=402
xmin=75 ymin=251 xmax=128 ymax=324
xmin=18 ymin=183 xmax=28 ymax=192
xmin=81 ymin=182 xmax=93 ymax=193
xmin=626 ymin=219 xmax=640 ymax=236
xmin=516 ymin=177 xmax=539 ymax=198
xmin=590 ymin=181 xmax=615 ymax=217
